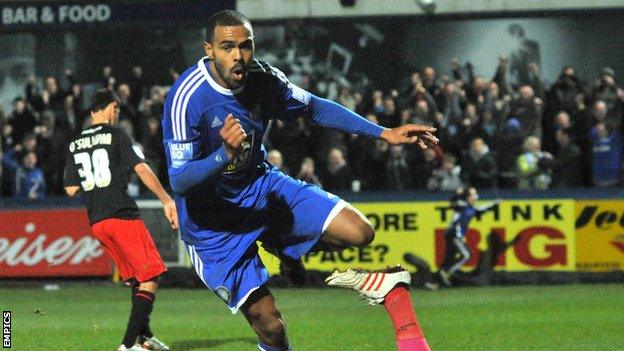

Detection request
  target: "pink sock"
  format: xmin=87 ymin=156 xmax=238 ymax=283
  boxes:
xmin=397 ymin=337 xmax=431 ymax=351
xmin=384 ymin=286 xmax=431 ymax=351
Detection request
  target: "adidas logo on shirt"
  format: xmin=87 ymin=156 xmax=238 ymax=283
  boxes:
xmin=211 ymin=116 xmax=222 ymax=128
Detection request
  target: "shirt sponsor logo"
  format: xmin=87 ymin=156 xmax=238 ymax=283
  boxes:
xmin=169 ymin=142 xmax=193 ymax=168
xmin=223 ymin=133 xmax=254 ymax=174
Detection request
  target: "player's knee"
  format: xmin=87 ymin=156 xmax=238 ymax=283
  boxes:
xmin=352 ymin=219 xmax=375 ymax=247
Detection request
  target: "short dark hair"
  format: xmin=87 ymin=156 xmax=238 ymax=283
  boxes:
xmin=205 ymin=10 xmax=251 ymax=43
xmin=91 ymin=89 xmax=119 ymax=112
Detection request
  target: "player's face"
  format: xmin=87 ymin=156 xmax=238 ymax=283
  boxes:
xmin=205 ymin=24 xmax=254 ymax=90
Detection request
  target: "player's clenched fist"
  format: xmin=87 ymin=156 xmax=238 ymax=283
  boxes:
xmin=220 ymin=113 xmax=247 ymax=160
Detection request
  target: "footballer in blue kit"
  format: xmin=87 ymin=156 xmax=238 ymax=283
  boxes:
xmin=438 ymin=187 xmax=500 ymax=287
xmin=162 ymin=10 xmax=438 ymax=351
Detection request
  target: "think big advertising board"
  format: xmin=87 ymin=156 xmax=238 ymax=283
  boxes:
xmin=260 ymin=199 xmax=575 ymax=273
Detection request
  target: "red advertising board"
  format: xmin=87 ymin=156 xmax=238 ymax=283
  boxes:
xmin=0 ymin=209 xmax=112 ymax=277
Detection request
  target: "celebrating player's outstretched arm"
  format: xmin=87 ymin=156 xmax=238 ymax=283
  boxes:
xmin=302 ymin=88 xmax=439 ymax=150
xmin=380 ymin=124 xmax=438 ymax=148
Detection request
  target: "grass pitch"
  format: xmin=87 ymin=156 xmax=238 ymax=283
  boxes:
xmin=2 ymin=283 xmax=622 ymax=350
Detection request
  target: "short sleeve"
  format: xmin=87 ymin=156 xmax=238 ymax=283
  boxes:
xmin=116 ymin=129 xmax=144 ymax=168
xmin=63 ymin=151 xmax=80 ymax=187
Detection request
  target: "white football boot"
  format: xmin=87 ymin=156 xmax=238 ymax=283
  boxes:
xmin=141 ymin=336 xmax=170 ymax=351
xmin=325 ymin=265 xmax=411 ymax=304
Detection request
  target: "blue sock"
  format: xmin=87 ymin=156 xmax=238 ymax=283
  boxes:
xmin=258 ymin=340 xmax=291 ymax=351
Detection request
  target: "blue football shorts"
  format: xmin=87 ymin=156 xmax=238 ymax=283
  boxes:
xmin=183 ymin=168 xmax=346 ymax=313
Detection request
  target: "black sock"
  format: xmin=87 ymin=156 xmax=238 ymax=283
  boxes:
xmin=132 ymin=283 xmax=154 ymax=340
xmin=122 ymin=290 xmax=155 ymax=348
xmin=141 ymin=299 xmax=154 ymax=339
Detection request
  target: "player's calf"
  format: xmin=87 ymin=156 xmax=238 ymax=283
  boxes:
xmin=250 ymin=314 xmax=288 ymax=350
xmin=258 ymin=318 xmax=287 ymax=347
xmin=242 ymin=287 xmax=291 ymax=350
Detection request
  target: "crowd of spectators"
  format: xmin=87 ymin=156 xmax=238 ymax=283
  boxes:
xmin=0 ymin=65 xmax=172 ymax=200
xmin=1 ymin=55 xmax=623 ymax=200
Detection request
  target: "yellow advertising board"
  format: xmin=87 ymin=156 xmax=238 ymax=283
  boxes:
xmin=575 ymin=200 xmax=624 ymax=271
xmin=259 ymin=199 xmax=576 ymax=274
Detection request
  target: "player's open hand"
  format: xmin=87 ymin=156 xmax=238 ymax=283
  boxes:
xmin=163 ymin=199 xmax=179 ymax=230
xmin=380 ymin=124 xmax=438 ymax=149
xmin=220 ymin=113 xmax=246 ymax=160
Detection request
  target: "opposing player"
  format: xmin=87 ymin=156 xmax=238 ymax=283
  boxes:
xmin=438 ymin=187 xmax=500 ymax=286
xmin=162 ymin=10 xmax=437 ymax=351
xmin=64 ymin=89 xmax=177 ymax=351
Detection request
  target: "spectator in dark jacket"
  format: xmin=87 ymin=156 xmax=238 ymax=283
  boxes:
xmin=322 ymin=147 xmax=351 ymax=192
xmin=129 ymin=66 xmax=146 ymax=110
xmin=592 ymin=67 xmax=624 ymax=121
xmin=438 ymin=82 xmax=463 ymax=126
xmin=552 ymin=128 xmax=583 ymax=188
xmin=461 ymin=137 xmax=498 ymax=188
xmin=296 ymin=157 xmax=322 ymax=188
xmin=27 ymin=76 xmax=67 ymax=113
xmin=56 ymin=95 xmax=82 ymax=135
xmin=268 ymin=118 xmax=311 ymax=173
xmin=35 ymin=112 xmax=69 ymax=195
xmin=547 ymin=66 xmax=585 ymax=115
xmin=496 ymin=118 xmax=525 ymax=188
xmin=7 ymin=98 xmax=37 ymax=145
xmin=360 ymin=139 xmax=388 ymax=191
xmin=378 ymin=97 xmax=400 ymax=128
xmin=412 ymin=147 xmax=440 ymax=189
xmin=143 ymin=117 xmax=166 ymax=183
xmin=385 ymin=145 xmax=412 ymax=190
xmin=483 ymin=81 xmax=511 ymax=132
xmin=510 ymin=85 xmax=543 ymax=139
